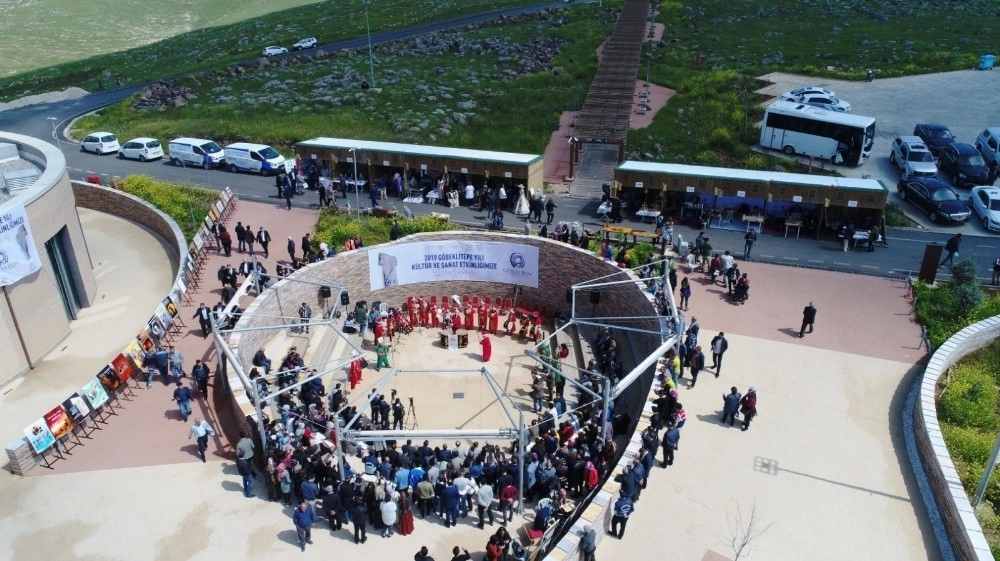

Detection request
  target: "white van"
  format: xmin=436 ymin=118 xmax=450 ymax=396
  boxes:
xmin=223 ymin=142 xmax=285 ymax=175
xmin=168 ymin=137 xmax=225 ymax=169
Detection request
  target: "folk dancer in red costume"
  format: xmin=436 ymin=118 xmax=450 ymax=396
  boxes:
xmin=408 ymin=298 xmax=418 ymax=326
xmin=504 ymin=312 xmax=516 ymax=335
xmin=488 ymin=306 xmax=500 ymax=334
xmin=418 ymin=295 xmax=429 ymax=327
xmin=477 ymin=304 xmax=488 ymax=333
xmin=451 ymin=310 xmax=463 ymax=334
xmin=479 ymin=333 xmax=492 ymax=362
xmin=464 ymin=305 xmax=475 ymax=331
xmin=430 ymin=304 xmax=440 ymax=328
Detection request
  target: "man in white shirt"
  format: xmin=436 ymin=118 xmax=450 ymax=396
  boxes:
xmin=720 ymin=250 xmax=735 ymax=288
xmin=188 ymin=418 xmax=215 ymax=463
xmin=464 ymin=183 xmax=475 ymax=207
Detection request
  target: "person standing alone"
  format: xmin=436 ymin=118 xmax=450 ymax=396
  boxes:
xmin=799 ymin=302 xmax=817 ymax=338
xmin=256 ymin=226 xmax=271 ymax=258
xmin=293 ymin=500 xmax=316 ymax=552
xmin=743 ymin=228 xmax=757 ymax=259
xmin=545 ymin=198 xmax=557 ymax=224
xmin=710 ymin=332 xmax=728 ymax=376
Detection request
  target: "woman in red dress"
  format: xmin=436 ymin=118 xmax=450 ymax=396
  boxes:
xmin=349 ymin=357 xmax=363 ymax=390
xmin=488 ymin=307 xmax=499 ymax=334
xmin=464 ymin=305 xmax=475 ymax=331
xmin=480 ymin=334 xmax=492 ymax=362
xmin=477 ymin=304 xmax=488 ymax=332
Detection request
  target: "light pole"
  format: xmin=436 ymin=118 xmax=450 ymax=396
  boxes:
xmin=47 ymin=117 xmax=64 ymax=154
xmin=363 ymin=0 xmax=376 ymax=88
xmin=350 ymin=147 xmax=361 ymax=221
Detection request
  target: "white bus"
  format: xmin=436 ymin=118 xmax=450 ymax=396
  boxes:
xmin=760 ymin=100 xmax=876 ymax=165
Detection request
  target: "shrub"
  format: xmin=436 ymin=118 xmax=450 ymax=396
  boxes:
xmin=942 ymin=423 xmax=996 ymax=467
xmin=312 ymin=210 xmax=456 ymax=249
xmin=938 ymin=366 xmax=1000 ymax=431
xmin=118 ymin=174 xmax=219 ymax=241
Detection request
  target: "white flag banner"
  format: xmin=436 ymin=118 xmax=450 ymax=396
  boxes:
xmin=369 ymin=240 xmax=539 ymax=290
xmin=0 ymin=203 xmax=41 ymax=287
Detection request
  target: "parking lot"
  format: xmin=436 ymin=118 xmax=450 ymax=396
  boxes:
xmin=757 ymin=69 xmax=1000 ymax=235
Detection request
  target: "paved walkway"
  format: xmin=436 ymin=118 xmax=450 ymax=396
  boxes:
xmin=0 ymin=200 xmax=941 ymax=561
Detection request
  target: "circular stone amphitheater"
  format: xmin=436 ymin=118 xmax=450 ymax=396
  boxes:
xmin=221 ymin=231 xmax=670 ymax=556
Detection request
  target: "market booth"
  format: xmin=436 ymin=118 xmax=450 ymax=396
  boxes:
xmin=295 ymin=137 xmax=543 ymax=203
xmin=614 ymin=161 xmax=889 ymax=237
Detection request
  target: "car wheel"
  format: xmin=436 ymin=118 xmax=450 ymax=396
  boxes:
xmin=898 ymin=189 xmax=907 ymax=201
xmin=172 ymin=158 xmax=181 ymax=167
xmin=985 ymin=216 xmax=991 ymax=230
xmin=229 ymin=164 xmax=238 ymax=173
xmin=117 ymin=152 xmax=124 ymax=159
xmin=139 ymin=155 xmax=146 ymax=162
xmin=782 ymin=145 xmax=795 ymax=156
xmin=889 ymin=152 xmax=896 ymax=166
xmin=929 ymin=211 xmax=939 ymax=224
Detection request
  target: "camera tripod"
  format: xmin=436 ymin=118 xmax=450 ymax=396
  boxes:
xmin=406 ymin=397 xmax=419 ymax=429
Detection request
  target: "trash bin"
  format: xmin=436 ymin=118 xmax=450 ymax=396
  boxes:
xmin=978 ymin=54 xmax=996 ymax=70
xmin=86 ymin=175 xmax=101 ymax=185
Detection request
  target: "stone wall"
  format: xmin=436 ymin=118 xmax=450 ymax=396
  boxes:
xmin=914 ymin=315 xmax=1000 ymax=561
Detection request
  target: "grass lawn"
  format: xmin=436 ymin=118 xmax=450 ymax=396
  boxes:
xmin=0 ymin=0 xmax=543 ymax=101
xmin=71 ymin=5 xmax=612 ymax=154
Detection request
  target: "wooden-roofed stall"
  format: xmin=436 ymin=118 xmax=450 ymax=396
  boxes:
xmin=295 ymin=137 xmax=543 ymax=204
xmin=614 ymin=161 xmax=889 ymax=237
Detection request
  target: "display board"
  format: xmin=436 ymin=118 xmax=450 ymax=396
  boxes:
xmin=0 ymin=203 xmax=42 ymax=287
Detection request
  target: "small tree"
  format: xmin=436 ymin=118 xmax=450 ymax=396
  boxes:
xmin=726 ymin=499 xmax=773 ymax=561
xmin=951 ymin=258 xmax=984 ymax=314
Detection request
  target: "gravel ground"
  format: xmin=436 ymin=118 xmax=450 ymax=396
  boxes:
xmin=757 ymin=69 xmax=1000 ymax=235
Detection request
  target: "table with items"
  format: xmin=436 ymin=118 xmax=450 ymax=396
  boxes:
xmin=635 ymin=209 xmax=659 ymax=223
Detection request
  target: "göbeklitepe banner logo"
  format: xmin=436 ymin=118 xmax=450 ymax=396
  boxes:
xmin=368 ymin=240 xmax=539 ymax=290
xmin=0 ymin=203 xmax=41 ymax=287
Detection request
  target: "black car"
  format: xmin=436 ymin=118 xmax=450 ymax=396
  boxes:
xmin=897 ymin=178 xmax=971 ymax=224
xmin=938 ymin=142 xmax=989 ymax=188
xmin=913 ymin=123 xmax=956 ymax=157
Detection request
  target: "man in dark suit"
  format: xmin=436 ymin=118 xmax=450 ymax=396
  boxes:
xmin=256 ymin=226 xmax=271 ymax=258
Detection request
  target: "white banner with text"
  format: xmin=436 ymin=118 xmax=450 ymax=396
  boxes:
xmin=368 ymin=240 xmax=539 ymax=290
xmin=0 ymin=203 xmax=41 ymax=287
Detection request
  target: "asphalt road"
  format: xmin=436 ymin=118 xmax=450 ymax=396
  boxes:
xmin=1 ymin=5 xmax=997 ymax=284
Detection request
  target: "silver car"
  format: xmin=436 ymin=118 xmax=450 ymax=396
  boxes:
xmin=890 ymin=136 xmax=937 ymax=180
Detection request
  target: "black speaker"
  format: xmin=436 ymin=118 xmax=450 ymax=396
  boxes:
xmin=340 ymin=292 xmax=350 ymax=306
xmin=589 ymin=291 xmax=601 ymax=305
xmin=320 ymin=286 xmax=332 ymax=298
xmin=566 ymin=289 xmax=573 ymax=304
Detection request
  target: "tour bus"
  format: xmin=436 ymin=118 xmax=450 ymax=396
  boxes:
xmin=760 ymin=100 xmax=876 ymax=165
xmin=223 ymin=142 xmax=286 ymax=175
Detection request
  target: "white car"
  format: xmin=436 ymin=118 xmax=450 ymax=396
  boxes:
xmin=293 ymin=37 xmax=317 ymax=51
xmin=118 ymin=137 xmax=164 ymax=162
xmin=969 ymin=185 xmax=1000 ymax=231
xmin=262 ymin=46 xmax=288 ymax=57
xmin=81 ymin=131 xmax=120 ymax=155
xmin=794 ymin=93 xmax=851 ymax=113
xmin=779 ymin=86 xmax=836 ymax=101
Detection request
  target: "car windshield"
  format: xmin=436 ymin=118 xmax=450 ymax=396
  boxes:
xmin=259 ymin=147 xmax=280 ymax=159
xmin=931 ymin=129 xmax=954 ymax=140
xmin=145 ymin=140 xmax=160 ymax=148
xmin=200 ymin=141 xmax=222 ymax=153
xmin=960 ymin=154 xmax=986 ymax=166
xmin=100 ymin=135 xmax=116 ymax=142
xmin=908 ymin=150 xmax=933 ymax=162
xmin=931 ymin=189 xmax=960 ymax=202
xmin=989 ymin=199 xmax=1000 ymax=211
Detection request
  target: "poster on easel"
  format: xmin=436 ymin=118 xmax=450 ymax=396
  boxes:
xmin=125 ymin=339 xmax=147 ymax=367
xmin=62 ymin=393 xmax=91 ymax=423
xmin=193 ymin=230 xmax=206 ymax=252
xmin=81 ymin=378 xmax=110 ymax=410
xmin=176 ymin=278 xmax=187 ymax=294
xmin=154 ymin=303 xmax=173 ymax=330
xmin=111 ymin=353 xmax=138 ymax=383
xmin=137 ymin=329 xmax=156 ymax=353
xmin=208 ymin=205 xmax=220 ymax=222
xmin=146 ymin=315 xmax=166 ymax=343
xmin=24 ymin=418 xmax=56 ymax=454
xmin=221 ymin=186 xmax=233 ymax=205
xmin=204 ymin=214 xmax=215 ymax=230
xmin=214 ymin=199 xmax=225 ymax=216
xmin=43 ymin=405 xmax=74 ymax=440
xmin=97 ymin=366 xmax=122 ymax=395
xmin=163 ymin=296 xmax=179 ymax=318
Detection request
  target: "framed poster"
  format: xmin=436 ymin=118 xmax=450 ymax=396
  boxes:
xmin=214 ymin=200 xmax=225 ymax=215
xmin=204 ymin=215 xmax=215 ymax=230
xmin=125 ymin=339 xmax=146 ymax=368
xmin=155 ymin=303 xmax=172 ymax=329
xmin=24 ymin=418 xmax=56 ymax=454
xmin=82 ymin=377 xmax=110 ymax=410
xmin=175 ymin=278 xmax=187 ymax=295
xmin=147 ymin=315 xmax=166 ymax=343
xmin=162 ymin=296 xmax=179 ymax=318
xmin=97 ymin=365 xmax=122 ymax=394
xmin=62 ymin=393 xmax=92 ymax=423
xmin=44 ymin=405 xmax=74 ymax=440
xmin=208 ymin=205 xmax=220 ymax=221
xmin=111 ymin=353 xmax=138 ymax=383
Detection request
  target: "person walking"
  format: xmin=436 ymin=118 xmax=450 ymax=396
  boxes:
xmin=194 ymin=303 xmax=212 ymax=336
xmin=678 ymin=277 xmax=691 ymax=310
xmin=743 ymin=228 xmax=757 ymax=259
xmin=256 ymin=226 xmax=271 ymax=258
xmin=721 ymin=386 xmax=742 ymax=426
xmin=939 ymin=233 xmax=962 ymax=268
xmin=301 ymin=233 xmax=311 ymax=262
xmin=283 ymin=181 xmax=294 ymax=210
xmin=993 ymin=254 xmax=1000 ymax=286
xmin=293 ymin=500 xmax=316 ymax=552
xmin=191 ymin=360 xmax=209 ymax=397
xmin=376 ymin=340 xmax=391 ymax=371
xmin=710 ymin=332 xmax=728 ymax=376
xmin=610 ymin=491 xmax=634 ymax=538
xmin=287 ymin=237 xmax=296 ymax=264
xmin=173 ymin=381 xmax=193 ymax=422
xmin=188 ymin=417 xmax=215 ymax=463
xmin=545 ymin=198 xmax=557 ymax=224
xmin=219 ymin=227 xmax=232 ymax=257
xmin=799 ymin=302 xmax=817 ymax=338
xmin=580 ymin=523 xmax=597 ymax=561
xmin=739 ymin=387 xmax=758 ymax=431
xmin=245 ymin=224 xmax=255 ymax=255
xmin=687 ymin=346 xmax=704 ymax=388
xmin=234 ymin=221 xmax=247 ymax=253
